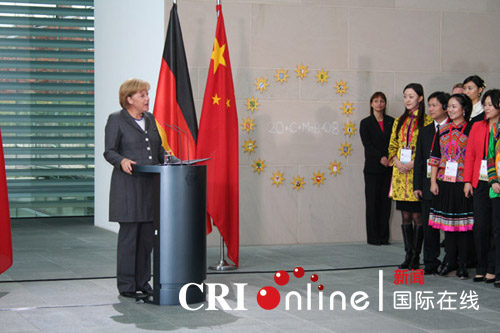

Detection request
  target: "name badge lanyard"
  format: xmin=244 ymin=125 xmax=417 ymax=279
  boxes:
xmin=447 ymin=122 xmax=467 ymax=162
xmin=429 ymin=119 xmax=448 ymax=155
xmin=402 ymin=116 xmax=417 ymax=149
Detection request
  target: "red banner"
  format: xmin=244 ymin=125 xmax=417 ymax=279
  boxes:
xmin=196 ymin=4 xmax=239 ymax=266
xmin=0 ymin=129 xmax=13 ymax=274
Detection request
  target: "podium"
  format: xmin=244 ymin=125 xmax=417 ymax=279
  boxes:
xmin=134 ymin=164 xmax=206 ymax=305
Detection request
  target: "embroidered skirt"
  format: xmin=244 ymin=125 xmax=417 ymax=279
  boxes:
xmin=429 ymin=181 xmax=474 ymax=232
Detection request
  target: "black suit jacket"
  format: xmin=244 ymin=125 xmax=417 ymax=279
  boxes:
xmin=104 ymin=109 xmax=165 ymax=222
xmin=413 ymin=122 xmax=438 ymax=201
xmin=360 ymin=114 xmax=394 ymax=174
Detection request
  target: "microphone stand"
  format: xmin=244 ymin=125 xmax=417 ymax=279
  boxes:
xmin=172 ymin=124 xmax=190 ymax=164
xmin=164 ymin=123 xmax=183 ymax=163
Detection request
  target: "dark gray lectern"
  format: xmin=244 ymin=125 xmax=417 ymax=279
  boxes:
xmin=134 ymin=164 xmax=206 ymax=305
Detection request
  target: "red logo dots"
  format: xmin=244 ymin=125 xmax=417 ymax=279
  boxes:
xmin=257 ymin=286 xmax=280 ymax=310
xmin=293 ymin=266 xmax=305 ymax=278
xmin=274 ymin=270 xmax=290 ymax=286
xmin=318 ymin=284 xmax=324 ymax=291
xmin=310 ymin=274 xmax=318 ymax=282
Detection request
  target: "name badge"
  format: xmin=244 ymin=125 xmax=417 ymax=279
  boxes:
xmin=479 ymin=160 xmax=488 ymax=181
xmin=400 ymin=148 xmax=412 ymax=164
xmin=426 ymin=159 xmax=431 ymax=178
xmin=497 ymin=161 xmax=500 ymax=179
xmin=444 ymin=161 xmax=458 ymax=183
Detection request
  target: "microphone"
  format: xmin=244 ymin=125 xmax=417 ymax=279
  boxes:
xmin=163 ymin=123 xmax=183 ymax=164
xmin=172 ymin=124 xmax=191 ymax=165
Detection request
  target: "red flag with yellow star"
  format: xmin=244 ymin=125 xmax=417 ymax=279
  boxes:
xmin=0 ymin=129 xmax=13 ymax=274
xmin=196 ymin=4 xmax=239 ymax=266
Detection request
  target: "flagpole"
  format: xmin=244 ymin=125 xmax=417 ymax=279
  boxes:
xmin=209 ymin=235 xmax=237 ymax=271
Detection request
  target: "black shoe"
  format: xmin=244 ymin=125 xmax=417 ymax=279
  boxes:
xmin=457 ymin=264 xmax=468 ymax=280
xmin=120 ymin=291 xmax=143 ymax=298
xmin=486 ymin=277 xmax=496 ymax=284
xmin=138 ymin=289 xmax=153 ymax=296
xmin=494 ymin=280 xmax=500 ymax=288
xmin=473 ymin=275 xmax=485 ymax=282
xmin=424 ymin=266 xmax=438 ymax=275
xmin=438 ymin=263 xmax=457 ymax=276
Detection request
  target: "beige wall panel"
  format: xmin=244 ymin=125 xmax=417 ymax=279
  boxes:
xmin=199 ymin=67 xmax=300 ymax=101
xmin=251 ymin=5 xmax=348 ymax=69
xmin=394 ymin=72 xmax=468 ymax=102
xmin=349 ymin=8 xmax=441 ymax=72
xmin=442 ymin=12 xmax=500 ymax=73
xmin=300 ymin=71 xmax=395 ymax=102
xmin=486 ymin=0 xmax=500 ymax=12
xmin=386 ymin=102 xmax=405 ymax=119
xmin=297 ymin=165 xmax=366 ymax=243
xmin=177 ymin=1 xmax=251 ymax=68
xmin=239 ymin=166 xmax=300 ymax=245
xmin=303 ymin=0 xmax=395 ymax=8
xmin=238 ymin=101 xmax=352 ymax=166
xmin=396 ymin=0 xmax=485 ymax=12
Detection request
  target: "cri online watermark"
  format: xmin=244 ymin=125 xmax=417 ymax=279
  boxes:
xmin=179 ymin=268 xmax=479 ymax=311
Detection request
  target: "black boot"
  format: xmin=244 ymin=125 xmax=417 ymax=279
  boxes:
xmin=410 ymin=225 xmax=424 ymax=270
xmin=399 ymin=224 xmax=413 ymax=269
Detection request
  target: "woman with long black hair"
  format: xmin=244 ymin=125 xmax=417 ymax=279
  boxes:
xmin=388 ymin=83 xmax=432 ymax=269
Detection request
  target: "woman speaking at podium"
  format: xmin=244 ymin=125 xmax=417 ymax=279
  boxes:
xmin=104 ymin=78 xmax=165 ymax=298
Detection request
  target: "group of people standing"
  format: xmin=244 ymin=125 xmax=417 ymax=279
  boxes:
xmin=360 ymin=76 xmax=500 ymax=288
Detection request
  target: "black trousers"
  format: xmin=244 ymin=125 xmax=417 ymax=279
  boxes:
xmin=364 ymin=173 xmax=392 ymax=244
xmin=444 ymin=231 xmax=470 ymax=266
xmin=422 ymin=199 xmax=441 ymax=269
xmin=117 ymin=222 xmax=154 ymax=293
xmin=492 ymin=197 xmax=500 ymax=276
xmin=473 ymin=181 xmax=495 ymax=275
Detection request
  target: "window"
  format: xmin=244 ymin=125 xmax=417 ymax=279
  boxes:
xmin=0 ymin=0 xmax=94 ymax=217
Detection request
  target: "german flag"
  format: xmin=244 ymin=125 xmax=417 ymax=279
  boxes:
xmin=153 ymin=3 xmax=197 ymax=160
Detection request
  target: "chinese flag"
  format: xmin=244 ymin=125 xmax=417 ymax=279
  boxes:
xmin=153 ymin=3 xmax=197 ymax=159
xmin=196 ymin=4 xmax=239 ymax=266
xmin=0 ymin=129 xmax=13 ymax=274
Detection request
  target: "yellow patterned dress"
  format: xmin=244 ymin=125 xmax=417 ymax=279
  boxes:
xmin=388 ymin=111 xmax=432 ymax=202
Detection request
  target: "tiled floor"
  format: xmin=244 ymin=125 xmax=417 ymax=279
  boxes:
xmin=0 ymin=217 xmax=499 ymax=332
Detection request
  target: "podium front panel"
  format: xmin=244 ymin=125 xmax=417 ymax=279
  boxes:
xmin=134 ymin=164 xmax=206 ymax=305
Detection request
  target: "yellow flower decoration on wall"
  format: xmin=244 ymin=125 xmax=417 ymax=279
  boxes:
xmin=241 ymin=116 xmax=256 ymax=133
xmin=335 ymin=80 xmax=348 ymax=96
xmin=274 ymin=68 xmax=289 ymax=83
xmin=291 ymin=175 xmax=306 ymax=191
xmin=343 ymin=121 xmax=357 ymax=137
xmin=341 ymin=100 xmax=355 ymax=116
xmin=339 ymin=142 xmax=352 ymax=158
xmin=315 ymin=69 xmax=329 ymax=84
xmin=254 ymin=77 xmax=269 ymax=93
xmin=329 ymin=160 xmax=342 ymax=176
xmin=312 ymin=171 xmax=326 ymax=187
xmin=245 ymin=97 xmax=260 ymax=112
xmin=252 ymin=158 xmax=266 ymax=174
xmin=271 ymin=170 xmax=285 ymax=187
xmin=295 ymin=64 xmax=309 ymax=79
xmin=242 ymin=138 xmax=257 ymax=154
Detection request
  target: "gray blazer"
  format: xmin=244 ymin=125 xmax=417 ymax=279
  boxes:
xmin=103 ymin=109 xmax=165 ymax=222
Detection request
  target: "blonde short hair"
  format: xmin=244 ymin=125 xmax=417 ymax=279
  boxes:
xmin=118 ymin=78 xmax=151 ymax=109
